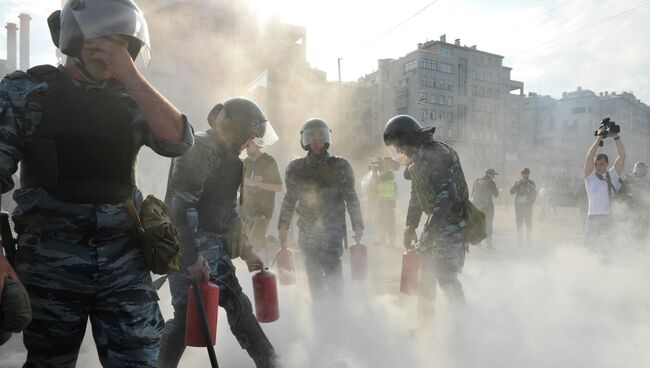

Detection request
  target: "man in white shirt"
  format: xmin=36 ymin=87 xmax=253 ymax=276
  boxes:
xmin=583 ymin=126 xmax=625 ymax=248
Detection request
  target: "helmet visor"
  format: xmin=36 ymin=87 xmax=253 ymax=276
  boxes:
xmin=301 ymin=126 xmax=332 ymax=147
xmin=72 ymin=0 xmax=151 ymax=65
xmin=254 ymin=120 xmax=279 ymax=146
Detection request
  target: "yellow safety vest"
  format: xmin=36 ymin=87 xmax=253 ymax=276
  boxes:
xmin=378 ymin=179 xmax=397 ymax=200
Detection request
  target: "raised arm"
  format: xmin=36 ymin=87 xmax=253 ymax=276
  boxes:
xmin=86 ymin=38 xmax=186 ymax=142
xmin=584 ymin=136 xmax=602 ymax=178
xmin=613 ymin=134 xmax=626 ymax=176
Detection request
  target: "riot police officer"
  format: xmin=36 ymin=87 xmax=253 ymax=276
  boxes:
xmin=159 ymin=98 xmax=278 ymax=368
xmin=278 ymin=119 xmax=364 ymax=299
xmin=383 ymin=115 xmax=468 ymax=320
xmin=0 ymin=1 xmax=193 ymax=366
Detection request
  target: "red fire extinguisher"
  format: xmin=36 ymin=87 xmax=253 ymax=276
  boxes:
xmin=275 ymin=247 xmax=296 ymax=286
xmin=400 ymin=250 xmax=422 ymax=295
xmin=185 ymin=281 xmax=220 ymax=347
xmin=252 ymin=270 xmax=279 ymax=323
xmin=350 ymin=242 xmax=368 ymax=281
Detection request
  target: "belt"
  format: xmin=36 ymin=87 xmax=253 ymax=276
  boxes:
xmin=32 ymin=231 xmax=134 ymax=247
xmin=197 ymin=230 xmax=225 ymax=242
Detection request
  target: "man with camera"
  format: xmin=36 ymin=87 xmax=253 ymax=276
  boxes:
xmin=583 ymin=119 xmax=625 ymax=248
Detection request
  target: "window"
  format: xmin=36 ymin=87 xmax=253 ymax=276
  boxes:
xmin=572 ymin=106 xmax=586 ymax=114
xmin=420 ymin=109 xmax=428 ymax=120
xmin=447 ymin=82 xmax=453 ymax=90
xmin=404 ymin=60 xmax=417 ymax=72
xmin=439 ymin=63 xmax=454 ymax=74
xmin=472 ymin=85 xmax=477 ymax=95
xmin=441 ymin=46 xmax=454 ymax=58
xmin=488 ymin=88 xmax=493 ymax=97
xmin=447 ymin=96 xmax=453 ymax=106
xmin=430 ymin=111 xmax=435 ymax=120
xmin=448 ymin=112 xmax=454 ymax=122
xmin=421 ymin=77 xmax=428 ymax=87
xmin=420 ymin=58 xmax=437 ymax=70
xmin=418 ymin=91 xmax=427 ymax=102
xmin=472 ymin=70 xmax=477 ymax=79
xmin=480 ymin=87 xmax=485 ymax=96
xmin=438 ymin=111 xmax=444 ymax=120
xmin=438 ymin=95 xmax=445 ymax=105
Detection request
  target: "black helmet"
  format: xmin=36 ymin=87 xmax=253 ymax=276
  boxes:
xmin=383 ymin=115 xmax=433 ymax=147
xmin=208 ymin=97 xmax=277 ymax=149
xmin=300 ymin=118 xmax=332 ymax=151
xmin=48 ymin=0 xmax=151 ymax=64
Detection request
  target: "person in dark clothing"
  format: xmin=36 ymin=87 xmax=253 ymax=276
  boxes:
xmin=158 ymin=98 xmax=278 ymax=368
xmin=277 ymin=119 xmax=364 ymax=299
xmin=384 ymin=115 xmax=469 ymax=321
xmin=471 ymin=169 xmax=499 ymax=248
xmin=242 ymin=143 xmax=283 ymax=262
xmin=510 ymin=168 xmax=537 ymax=245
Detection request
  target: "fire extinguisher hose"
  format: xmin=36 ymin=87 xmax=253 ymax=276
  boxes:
xmin=192 ymin=279 xmax=220 ymax=368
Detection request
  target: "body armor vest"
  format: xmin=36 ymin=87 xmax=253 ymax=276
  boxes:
xmin=197 ymin=148 xmax=243 ymax=234
xmin=293 ymin=156 xmax=345 ymax=218
xmin=20 ymin=65 xmax=138 ymax=203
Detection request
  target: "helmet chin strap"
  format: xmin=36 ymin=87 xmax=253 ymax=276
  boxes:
xmin=73 ymin=57 xmax=107 ymax=83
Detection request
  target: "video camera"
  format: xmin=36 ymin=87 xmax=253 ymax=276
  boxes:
xmin=594 ymin=117 xmax=620 ymax=147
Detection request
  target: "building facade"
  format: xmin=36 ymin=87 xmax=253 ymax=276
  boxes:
xmin=355 ymin=35 xmax=525 ymax=181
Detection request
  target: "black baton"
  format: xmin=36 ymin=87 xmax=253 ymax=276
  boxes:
xmin=191 ymin=279 xmax=219 ymax=368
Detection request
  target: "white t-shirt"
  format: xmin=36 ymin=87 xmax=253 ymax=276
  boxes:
xmin=585 ymin=167 xmax=621 ymax=215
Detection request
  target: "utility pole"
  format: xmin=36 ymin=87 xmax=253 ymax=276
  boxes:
xmin=337 ymin=57 xmax=343 ymax=128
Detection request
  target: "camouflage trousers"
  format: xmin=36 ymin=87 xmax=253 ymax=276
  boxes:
xmin=158 ymin=238 xmax=277 ymax=368
xmin=15 ymin=232 xmax=164 ymax=368
xmin=417 ymin=221 xmax=467 ymax=320
xmin=297 ymin=217 xmax=345 ymax=299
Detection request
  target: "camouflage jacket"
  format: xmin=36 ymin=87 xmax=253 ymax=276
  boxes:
xmin=166 ymin=129 xmax=255 ymax=265
xmin=405 ymin=136 xmax=468 ymax=232
xmin=278 ymin=151 xmax=364 ymax=232
xmin=0 ymin=65 xmax=194 ymax=235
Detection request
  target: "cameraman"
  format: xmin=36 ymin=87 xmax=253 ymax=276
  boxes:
xmin=583 ymin=125 xmax=625 ymax=247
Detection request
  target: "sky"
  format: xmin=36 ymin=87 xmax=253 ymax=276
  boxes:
xmin=2 ymin=0 xmax=650 ymax=102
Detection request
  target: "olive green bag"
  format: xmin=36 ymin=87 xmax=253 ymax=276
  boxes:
xmin=126 ymin=196 xmax=182 ymax=275
xmin=461 ymin=199 xmax=487 ymax=245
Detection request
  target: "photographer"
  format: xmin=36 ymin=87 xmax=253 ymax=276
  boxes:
xmin=583 ymin=121 xmax=625 ymax=247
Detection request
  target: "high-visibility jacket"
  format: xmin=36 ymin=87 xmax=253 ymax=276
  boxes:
xmin=378 ymin=179 xmax=397 ymax=200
